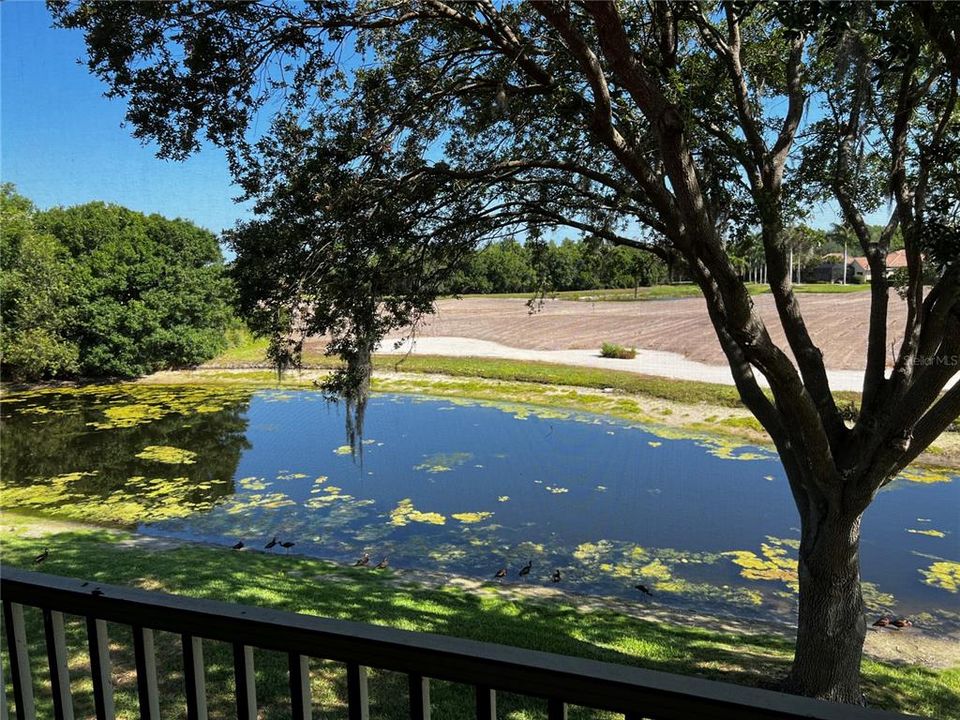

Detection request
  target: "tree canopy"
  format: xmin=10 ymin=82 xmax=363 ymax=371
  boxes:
xmin=50 ymin=0 xmax=959 ymax=704
xmin=0 ymin=186 xmax=234 ymax=379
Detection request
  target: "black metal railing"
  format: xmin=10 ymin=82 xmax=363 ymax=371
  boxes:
xmin=1 ymin=569 xmax=916 ymax=720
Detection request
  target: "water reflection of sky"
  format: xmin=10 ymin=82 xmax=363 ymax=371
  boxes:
xmin=141 ymin=391 xmax=958 ymax=626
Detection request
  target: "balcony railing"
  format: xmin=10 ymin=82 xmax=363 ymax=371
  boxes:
xmin=2 ymin=568 xmax=915 ymax=720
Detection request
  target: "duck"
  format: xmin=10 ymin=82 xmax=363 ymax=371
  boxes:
xmin=33 ymin=548 xmax=49 ymax=564
xmin=872 ymin=615 xmax=893 ymax=628
xmin=551 ymin=569 xmax=562 ymax=583
xmin=265 ymin=536 xmax=278 ymax=550
xmin=280 ymin=541 xmax=296 ymax=550
xmin=635 ymin=584 xmax=653 ymax=597
xmin=494 ymin=567 xmax=507 ymax=581
xmin=375 ymin=556 xmax=389 ymax=569
xmin=519 ymin=560 xmax=532 ymax=578
xmin=354 ymin=553 xmax=370 ymax=567
xmin=231 ymin=541 xmax=245 ymax=550
xmin=892 ymin=618 xmax=913 ymax=628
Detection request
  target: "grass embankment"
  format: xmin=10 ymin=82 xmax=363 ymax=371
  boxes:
xmin=209 ymin=344 xmax=750 ymax=406
xmin=3 ymin=522 xmax=957 ymax=719
xmin=450 ymin=283 xmax=871 ymax=302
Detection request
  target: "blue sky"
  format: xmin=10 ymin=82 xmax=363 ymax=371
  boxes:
xmin=1 ymin=1 xmax=250 ymax=235
xmin=2 ymin=1 xmax=886 ymax=239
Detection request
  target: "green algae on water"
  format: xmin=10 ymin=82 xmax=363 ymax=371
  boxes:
xmin=389 ymin=498 xmax=446 ymax=526
xmin=135 ymin=445 xmax=198 ymax=464
xmin=919 ymin=561 xmax=960 ymax=592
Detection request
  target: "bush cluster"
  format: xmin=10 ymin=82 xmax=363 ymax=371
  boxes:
xmin=600 ymin=343 xmax=637 ymax=360
xmin=0 ymin=186 xmax=233 ymax=380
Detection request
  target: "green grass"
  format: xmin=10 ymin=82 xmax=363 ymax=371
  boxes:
xmin=455 ymin=284 xmax=737 ymax=301
xmin=792 ymin=283 xmax=872 ymax=294
xmin=2 ymin=523 xmax=957 ymax=719
xmin=207 ymin=345 xmax=865 ymax=411
xmin=451 ymin=283 xmax=871 ymax=302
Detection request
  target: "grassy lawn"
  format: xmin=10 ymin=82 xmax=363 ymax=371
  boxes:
xmin=792 ymin=283 xmax=872 ymax=294
xmin=455 ymin=284 xmax=749 ymax=301
xmin=449 ymin=283 xmax=871 ymax=302
xmin=2 ymin=522 xmax=957 ymax=719
xmin=207 ymin=344 xmax=864 ymax=410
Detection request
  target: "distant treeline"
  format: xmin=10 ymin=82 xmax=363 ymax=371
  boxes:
xmin=0 ymin=186 xmax=234 ymax=381
xmin=442 ymin=238 xmax=668 ymax=295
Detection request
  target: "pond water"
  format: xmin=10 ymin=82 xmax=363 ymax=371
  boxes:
xmin=2 ymin=385 xmax=958 ymax=630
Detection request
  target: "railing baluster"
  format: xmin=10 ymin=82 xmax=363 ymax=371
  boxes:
xmin=232 ymin=643 xmax=256 ymax=720
xmin=345 ymin=663 xmax=369 ymax=720
xmin=181 ymin=635 xmax=207 ymax=720
xmin=547 ymin=697 xmax=567 ymax=720
xmin=2 ymin=602 xmax=35 ymax=720
xmin=132 ymin=626 xmax=160 ymax=720
xmin=2 ymin=570 xmax=913 ymax=720
xmin=42 ymin=609 xmax=74 ymax=720
xmin=475 ymin=685 xmax=496 ymax=720
xmin=1 ymin=649 xmax=9 ymax=720
xmin=408 ymin=674 xmax=430 ymax=720
xmin=86 ymin=618 xmax=115 ymax=720
xmin=288 ymin=653 xmax=311 ymax=720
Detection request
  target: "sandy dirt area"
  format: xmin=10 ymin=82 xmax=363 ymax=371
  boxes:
xmin=280 ymin=289 xmax=958 ymax=392
xmin=366 ymin=290 xmax=907 ymax=370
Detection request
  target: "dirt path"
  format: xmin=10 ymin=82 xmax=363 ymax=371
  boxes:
xmin=375 ymin=336 xmax=886 ymax=392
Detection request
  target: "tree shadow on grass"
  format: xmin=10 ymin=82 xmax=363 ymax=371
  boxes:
xmin=2 ymin=530 xmax=957 ymax=719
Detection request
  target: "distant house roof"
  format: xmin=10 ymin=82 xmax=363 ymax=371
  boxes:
xmin=846 ymin=250 xmax=913 ymax=273
xmin=885 ymin=249 xmax=909 ymax=268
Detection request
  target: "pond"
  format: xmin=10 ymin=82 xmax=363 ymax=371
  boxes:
xmin=2 ymin=384 xmax=958 ymax=630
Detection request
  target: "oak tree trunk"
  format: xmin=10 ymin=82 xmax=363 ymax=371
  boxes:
xmin=786 ymin=509 xmax=867 ymax=704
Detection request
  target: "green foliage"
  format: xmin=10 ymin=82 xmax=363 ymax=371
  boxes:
xmin=600 ymin=343 xmax=637 ymax=360
xmin=0 ymin=328 xmax=80 ymax=381
xmin=1 ymin=187 xmax=234 ymax=379
xmin=445 ymin=238 xmax=667 ymax=295
xmin=0 ymin=186 xmax=79 ymax=380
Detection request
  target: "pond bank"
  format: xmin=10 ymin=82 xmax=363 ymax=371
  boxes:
xmin=3 ymin=513 xmax=958 ymax=719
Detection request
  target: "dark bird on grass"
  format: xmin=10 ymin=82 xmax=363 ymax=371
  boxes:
xmin=280 ymin=541 xmax=296 ymax=550
xmin=375 ymin=556 xmax=389 ymax=569
xmin=893 ymin=618 xmax=913 ymax=628
xmin=872 ymin=615 xmax=893 ymax=627
xmin=232 ymin=541 xmax=244 ymax=550
xmin=494 ymin=567 xmax=507 ymax=581
xmin=519 ymin=560 xmax=532 ymax=578
xmin=551 ymin=569 xmax=562 ymax=583
xmin=354 ymin=553 xmax=370 ymax=567
xmin=33 ymin=548 xmax=49 ymax=564
xmin=265 ymin=536 xmax=278 ymax=549
xmin=635 ymin=584 xmax=653 ymax=596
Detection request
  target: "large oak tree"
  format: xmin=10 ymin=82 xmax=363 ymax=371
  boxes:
xmin=50 ymin=0 xmax=959 ymax=703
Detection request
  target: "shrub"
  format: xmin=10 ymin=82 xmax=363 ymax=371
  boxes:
xmin=837 ymin=400 xmax=860 ymax=423
xmin=600 ymin=342 xmax=637 ymax=360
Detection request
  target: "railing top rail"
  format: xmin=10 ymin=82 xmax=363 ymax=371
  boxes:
xmin=1 ymin=568 xmax=918 ymax=720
